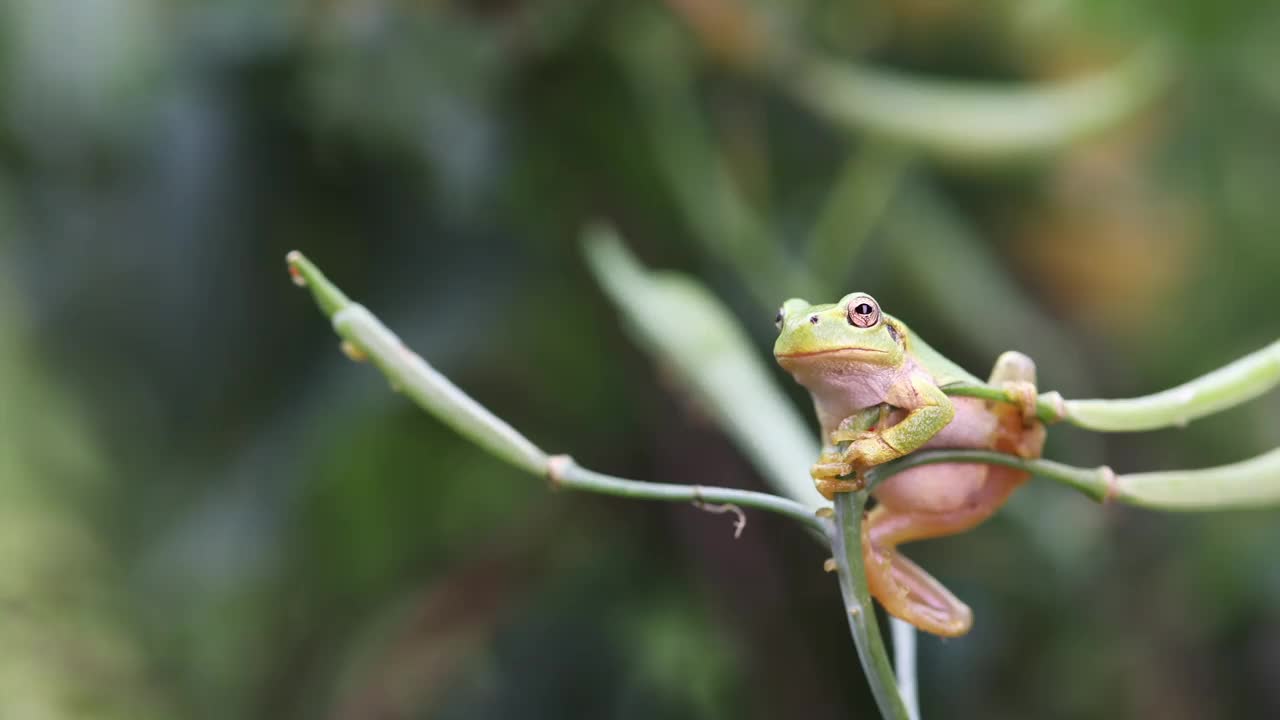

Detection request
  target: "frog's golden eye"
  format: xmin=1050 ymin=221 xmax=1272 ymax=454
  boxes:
xmin=847 ymin=295 xmax=881 ymax=328
xmin=774 ymin=308 xmax=785 ymax=330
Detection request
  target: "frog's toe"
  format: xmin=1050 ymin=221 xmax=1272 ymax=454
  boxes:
xmin=867 ymin=551 xmax=974 ymax=637
xmin=811 ymin=459 xmax=853 ymax=479
xmin=988 ymin=350 xmax=1037 ymax=384
xmin=1003 ymin=380 xmax=1040 ymax=424
xmin=813 ymin=477 xmax=863 ymax=500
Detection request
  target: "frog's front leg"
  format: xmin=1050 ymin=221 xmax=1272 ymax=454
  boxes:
xmin=809 ymin=406 xmax=884 ymax=500
xmin=830 ymin=372 xmax=955 ymax=468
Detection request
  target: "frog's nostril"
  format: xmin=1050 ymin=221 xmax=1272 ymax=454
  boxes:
xmin=809 ymin=315 xmax=819 ymax=324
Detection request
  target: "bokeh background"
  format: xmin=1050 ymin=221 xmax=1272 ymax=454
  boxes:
xmin=3 ymin=1 xmax=1280 ymax=718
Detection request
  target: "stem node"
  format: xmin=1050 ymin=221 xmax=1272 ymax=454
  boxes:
xmin=1101 ymin=466 xmax=1119 ymax=503
xmin=546 ymin=454 xmax=574 ymax=490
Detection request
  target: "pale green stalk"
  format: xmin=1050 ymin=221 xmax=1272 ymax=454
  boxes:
xmin=286 ymin=251 xmax=825 ymax=533
xmin=287 ymin=252 xmax=548 ymax=476
xmin=1062 ymin=340 xmax=1280 ymax=431
xmin=891 ymin=618 xmax=920 ymax=720
xmin=947 ymin=338 xmax=1280 ymax=432
xmin=546 ymin=455 xmax=830 ymax=537
xmin=943 ymin=384 xmax=1068 ymax=425
xmin=1112 ymin=447 xmax=1280 ymax=511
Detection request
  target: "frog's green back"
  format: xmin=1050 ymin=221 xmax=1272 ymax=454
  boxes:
xmin=889 ymin=314 xmax=983 ymax=387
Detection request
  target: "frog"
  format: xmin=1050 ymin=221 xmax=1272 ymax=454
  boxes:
xmin=773 ymin=292 xmax=1046 ymax=637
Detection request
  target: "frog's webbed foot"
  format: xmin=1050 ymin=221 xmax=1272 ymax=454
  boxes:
xmin=865 ymin=546 xmax=973 ymax=637
xmin=811 ymin=407 xmax=886 ymax=500
xmin=988 ymin=351 xmax=1039 ymax=425
xmin=862 ymin=516 xmax=974 ymax=637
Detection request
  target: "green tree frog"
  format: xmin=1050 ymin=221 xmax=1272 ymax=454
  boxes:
xmin=774 ymin=292 xmax=1045 ymax=637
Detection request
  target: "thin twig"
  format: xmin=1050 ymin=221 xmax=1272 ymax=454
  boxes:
xmin=548 ymin=455 xmax=829 ymax=538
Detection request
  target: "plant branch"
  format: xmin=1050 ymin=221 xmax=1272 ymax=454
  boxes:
xmin=863 ymin=449 xmax=1111 ymax=500
xmin=943 ymin=384 xmax=1068 ymax=424
xmin=1061 ymin=339 xmax=1280 ymax=432
xmin=288 ymin=251 xmax=549 ymax=476
xmin=862 ymin=447 xmax=1280 ymax=510
xmin=945 ymin=338 xmax=1280 ymax=432
xmin=832 ymin=491 xmax=909 ymax=720
xmin=286 ymin=251 xmax=830 ymax=537
xmin=546 ymin=455 xmax=830 ymax=538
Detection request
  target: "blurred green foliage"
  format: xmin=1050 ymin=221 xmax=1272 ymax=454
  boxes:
xmin=2 ymin=0 xmax=1280 ymax=718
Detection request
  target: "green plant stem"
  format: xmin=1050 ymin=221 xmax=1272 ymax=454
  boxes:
xmin=288 ymin=251 xmax=549 ymax=476
xmin=864 ymin=449 xmax=1112 ymax=500
xmin=546 ymin=455 xmax=830 ymax=538
xmin=1062 ymin=339 xmax=1280 ymax=431
xmin=287 ymin=251 xmax=833 ymax=538
xmin=863 ymin=447 xmax=1280 ymax=510
xmin=1111 ymin=447 xmax=1280 ymax=511
xmin=943 ymin=384 xmax=1067 ymax=424
xmin=832 ymin=491 xmax=909 ymax=720
xmin=946 ymin=338 xmax=1280 ymax=433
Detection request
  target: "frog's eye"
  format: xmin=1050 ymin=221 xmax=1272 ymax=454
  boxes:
xmin=847 ymin=295 xmax=881 ymax=328
xmin=774 ymin=308 xmax=785 ymax=330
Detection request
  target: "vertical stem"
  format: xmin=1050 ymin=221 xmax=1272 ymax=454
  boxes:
xmin=832 ymin=490 xmax=909 ymax=720
xmin=891 ymin=618 xmax=920 ymax=720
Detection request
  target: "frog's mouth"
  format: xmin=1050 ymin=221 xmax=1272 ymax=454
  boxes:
xmin=775 ymin=346 xmax=893 ymax=366
xmin=773 ymin=345 xmax=885 ymax=358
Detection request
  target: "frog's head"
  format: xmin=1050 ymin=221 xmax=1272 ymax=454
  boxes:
xmin=773 ymin=292 xmax=905 ymax=374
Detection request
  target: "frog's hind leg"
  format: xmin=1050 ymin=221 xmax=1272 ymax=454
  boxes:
xmin=989 ymin=351 xmax=1038 ymax=424
xmin=865 ymin=544 xmax=972 ymax=637
xmin=863 ymin=466 xmax=1026 ymax=637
